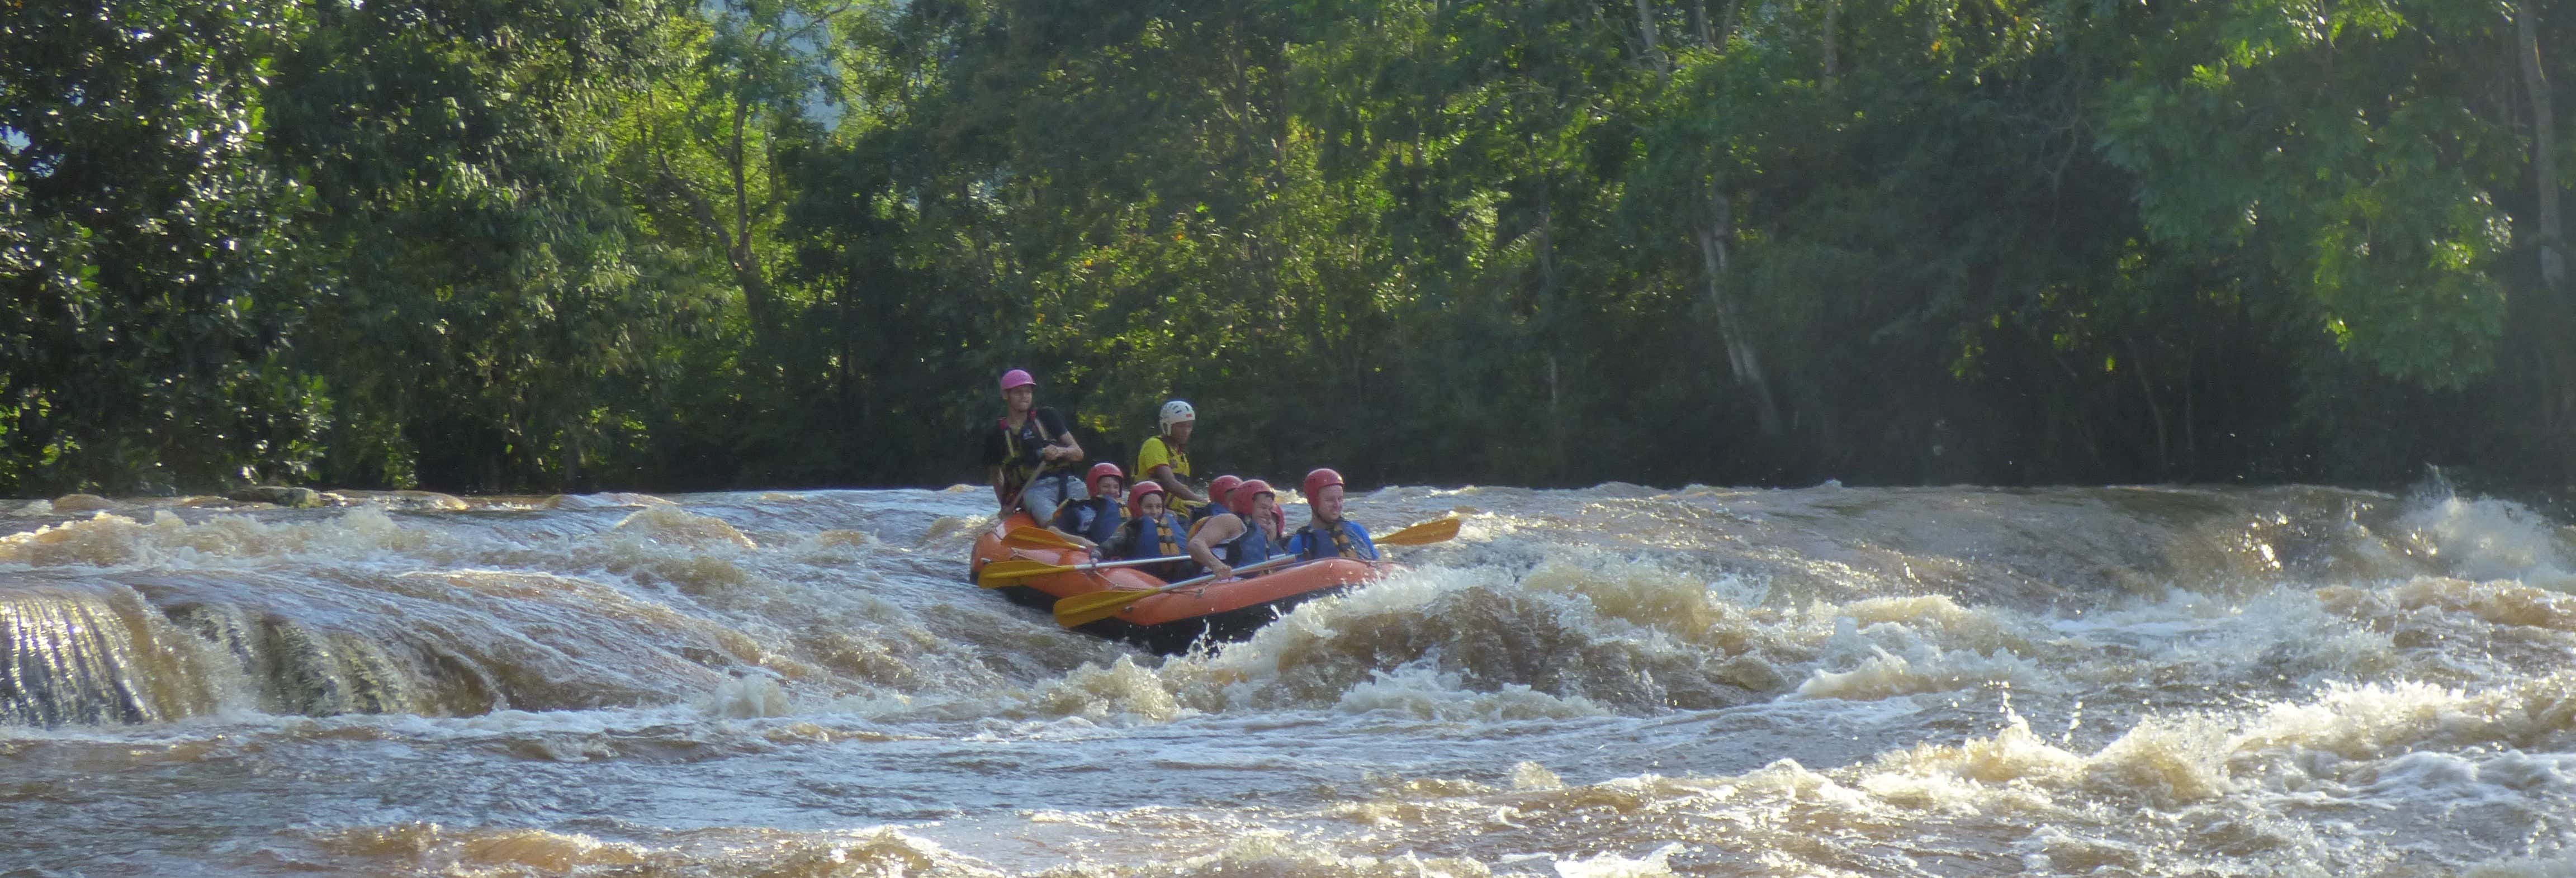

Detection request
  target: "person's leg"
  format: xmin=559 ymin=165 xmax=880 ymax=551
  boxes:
xmin=1021 ymin=474 xmax=1084 ymax=522
xmin=1017 ymin=478 xmax=1058 ymax=521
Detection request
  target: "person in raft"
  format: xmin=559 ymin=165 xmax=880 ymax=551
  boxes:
xmin=1188 ymin=474 xmax=1243 ymax=529
xmin=1186 ymin=473 xmax=1285 ymax=538
xmin=1137 ymin=400 xmax=1211 ymax=516
xmin=1104 ymin=480 xmax=1192 ymax=580
xmin=1187 ymin=478 xmax=1287 ymax=581
xmin=1283 ymin=468 xmax=1379 ymax=561
xmin=1049 ymin=463 xmax=1128 ymax=552
xmin=982 ymin=368 xmax=1086 ymax=521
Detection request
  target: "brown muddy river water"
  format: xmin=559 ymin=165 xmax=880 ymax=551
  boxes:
xmin=3 ymin=483 xmax=2575 ymax=876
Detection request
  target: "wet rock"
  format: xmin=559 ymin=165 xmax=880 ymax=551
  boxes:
xmin=331 ymin=490 xmax=467 ymax=511
xmin=50 ymin=493 xmax=113 ymax=514
xmin=1714 ymin=653 xmax=1790 ymax=692
xmin=228 ymin=486 xmax=323 ymax=509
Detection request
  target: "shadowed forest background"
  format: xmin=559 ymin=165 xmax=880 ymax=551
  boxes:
xmin=2 ymin=0 xmax=2572 ymax=500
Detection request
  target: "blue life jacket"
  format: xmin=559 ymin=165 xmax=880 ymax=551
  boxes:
xmin=1112 ymin=511 xmax=1192 ymax=580
xmin=1119 ymin=511 xmax=1188 ymax=559
xmin=1215 ymin=515 xmax=1283 ymax=568
xmin=1052 ymin=496 xmax=1125 ymax=547
xmin=1287 ymin=519 xmax=1377 ymax=561
xmin=1188 ymin=500 xmax=1225 ymax=527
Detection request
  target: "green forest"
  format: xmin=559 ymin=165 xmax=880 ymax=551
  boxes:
xmin=2 ymin=0 xmax=2570 ymax=499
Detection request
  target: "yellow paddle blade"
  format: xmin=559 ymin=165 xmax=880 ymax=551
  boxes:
xmin=1003 ymin=526 xmax=1082 ymax=550
xmin=1053 ymin=589 xmax=1154 ymax=628
xmin=977 ymin=558 xmax=1069 ymax=587
xmin=1376 ymin=517 xmax=1461 ymax=547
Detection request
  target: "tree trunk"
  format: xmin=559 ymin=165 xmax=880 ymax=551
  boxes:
xmin=1635 ymin=0 xmax=1669 ymax=73
xmin=2516 ymin=0 xmax=2575 ymax=489
xmin=1823 ymin=0 xmax=1841 ymax=88
xmin=728 ymin=86 xmax=776 ymax=343
xmin=2125 ymin=335 xmax=2168 ymax=478
xmin=2181 ymin=334 xmax=2198 ymax=474
xmin=1696 ymin=191 xmax=1784 ymax=437
xmin=2518 ymin=0 xmax=2564 ymax=290
xmin=563 ymin=434 xmax=581 ymax=491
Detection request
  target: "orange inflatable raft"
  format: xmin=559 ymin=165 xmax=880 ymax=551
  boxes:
xmin=970 ymin=514 xmax=1384 ymax=652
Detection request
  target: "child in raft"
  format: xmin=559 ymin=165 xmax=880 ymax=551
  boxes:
xmin=1188 ymin=474 xmax=1242 ymax=529
xmin=1049 ymin=463 xmax=1128 ymax=552
xmin=1104 ymin=481 xmax=1192 ymax=581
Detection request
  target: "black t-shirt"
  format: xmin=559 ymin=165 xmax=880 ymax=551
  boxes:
xmin=982 ymin=407 xmax=1072 ymax=470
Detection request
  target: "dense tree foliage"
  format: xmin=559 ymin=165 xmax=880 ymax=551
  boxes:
xmin=1 ymin=0 xmax=2569 ymax=499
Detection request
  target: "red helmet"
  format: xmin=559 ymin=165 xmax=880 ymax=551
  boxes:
xmin=998 ymin=369 xmax=1035 ymax=392
xmin=1128 ymin=480 xmax=1167 ymax=517
xmin=1086 ymin=462 xmax=1125 ymax=497
xmin=1302 ymin=468 xmax=1344 ymax=501
xmin=1229 ymin=479 xmax=1275 ymax=517
xmin=1208 ymin=474 xmax=1243 ymax=505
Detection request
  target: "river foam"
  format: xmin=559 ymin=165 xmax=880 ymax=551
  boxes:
xmin=3 ymin=483 xmax=2572 ymax=875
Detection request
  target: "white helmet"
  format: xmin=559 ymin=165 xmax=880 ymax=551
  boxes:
xmin=1158 ymin=400 xmax=1197 ymax=433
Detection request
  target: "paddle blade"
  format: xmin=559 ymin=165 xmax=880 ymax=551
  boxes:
xmin=1376 ymin=517 xmax=1461 ymax=547
xmin=1053 ymin=589 xmax=1153 ymax=628
xmin=1004 ymin=526 xmax=1082 ymax=550
xmin=977 ymin=558 xmax=1068 ymax=587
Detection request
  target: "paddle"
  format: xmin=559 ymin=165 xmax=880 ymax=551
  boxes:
xmin=978 ymin=554 xmax=1192 ymax=588
xmin=1371 ymin=516 xmax=1461 ymax=547
xmin=1052 ymin=556 xmax=1300 ymax=628
xmin=1049 ymin=515 xmax=1464 ymax=628
xmin=1003 ymin=525 xmax=1085 ymax=550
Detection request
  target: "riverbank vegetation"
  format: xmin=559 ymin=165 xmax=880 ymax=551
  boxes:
xmin=3 ymin=0 xmax=2570 ymax=498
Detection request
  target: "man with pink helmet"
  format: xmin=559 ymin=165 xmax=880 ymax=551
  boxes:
xmin=1284 ymin=468 xmax=1377 ymax=561
xmin=982 ymin=368 xmax=1086 ymax=520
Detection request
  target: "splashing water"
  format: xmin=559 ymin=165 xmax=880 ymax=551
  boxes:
xmin=3 ymin=484 xmax=2574 ymax=876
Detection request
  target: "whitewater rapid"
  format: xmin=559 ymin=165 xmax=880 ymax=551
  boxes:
xmin=3 ymin=483 xmax=2574 ymax=876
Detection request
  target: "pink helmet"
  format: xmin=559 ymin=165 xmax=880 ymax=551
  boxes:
xmin=1302 ymin=468 xmax=1344 ymax=501
xmin=1086 ymin=462 xmax=1126 ymax=497
xmin=998 ymin=369 xmax=1036 ymax=392
xmin=1128 ymin=481 xmax=1167 ymax=517
xmin=1229 ymin=479 xmax=1275 ymax=517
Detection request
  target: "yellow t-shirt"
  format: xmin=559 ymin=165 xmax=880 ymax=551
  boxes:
xmin=1135 ymin=435 xmax=1191 ymax=484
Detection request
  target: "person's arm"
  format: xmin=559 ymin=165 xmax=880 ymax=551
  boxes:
xmin=991 ymin=466 xmax=1010 ymax=510
xmin=1351 ymin=523 xmax=1379 ymax=560
xmin=1187 ymin=515 xmax=1242 ymax=580
xmin=1148 ymin=464 xmax=1205 ymax=504
xmin=1138 ymin=439 xmax=1204 ymax=504
xmin=1038 ymin=409 xmax=1083 ymax=463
